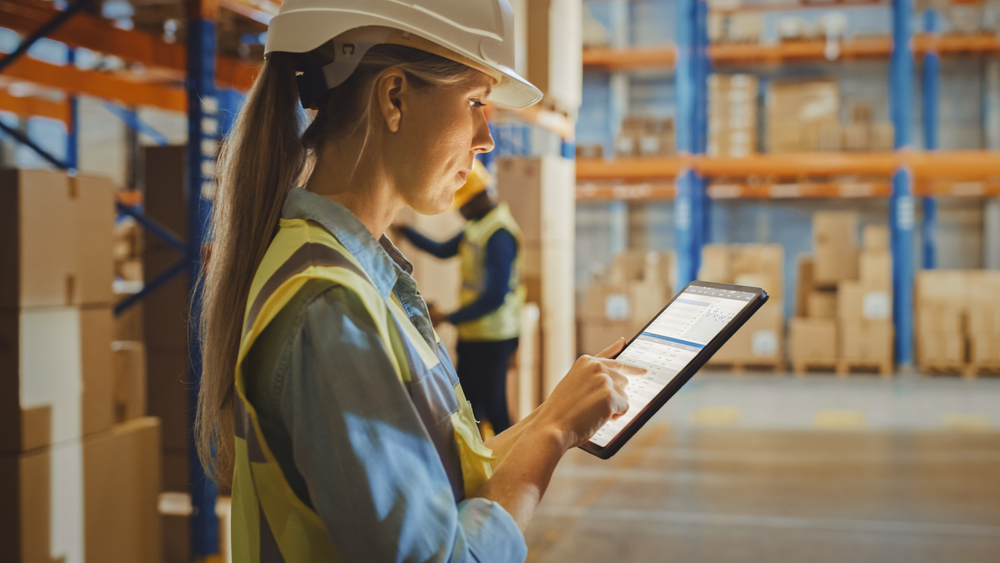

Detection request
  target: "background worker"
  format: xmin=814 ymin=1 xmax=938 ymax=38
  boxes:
xmin=396 ymin=161 xmax=523 ymax=433
xmin=195 ymin=0 xmax=637 ymax=561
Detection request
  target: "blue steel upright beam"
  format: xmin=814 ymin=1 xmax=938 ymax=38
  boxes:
xmin=694 ymin=0 xmax=711 ymax=251
xmin=187 ymin=0 xmax=219 ymax=556
xmin=675 ymin=0 xmax=708 ymax=285
xmin=921 ymin=10 xmax=940 ymax=270
xmin=891 ymin=0 xmax=916 ymax=366
xmin=66 ymin=48 xmax=78 ymax=171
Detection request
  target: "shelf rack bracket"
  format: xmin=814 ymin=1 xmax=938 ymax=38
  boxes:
xmin=0 ymin=0 xmax=97 ymax=75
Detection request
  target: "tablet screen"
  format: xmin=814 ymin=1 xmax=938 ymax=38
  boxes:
xmin=589 ymin=285 xmax=758 ymax=448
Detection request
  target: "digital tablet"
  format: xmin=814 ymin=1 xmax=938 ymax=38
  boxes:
xmin=581 ymin=281 xmax=769 ymax=459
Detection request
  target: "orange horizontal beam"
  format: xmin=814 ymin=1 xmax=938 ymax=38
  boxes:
xmin=582 ymin=46 xmax=676 ymax=70
xmin=5 ymin=57 xmax=186 ymax=112
xmin=707 ymin=181 xmax=892 ymax=199
xmin=577 ymin=181 xmax=676 ymax=201
xmin=0 ymin=0 xmax=257 ymax=92
xmin=577 ymin=151 xmax=1000 ymax=181
xmin=0 ymin=90 xmax=69 ymax=125
xmin=584 ymin=34 xmax=1000 ymax=70
xmin=576 ymin=157 xmax=684 ymax=180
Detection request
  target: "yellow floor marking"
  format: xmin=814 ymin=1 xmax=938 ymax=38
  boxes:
xmin=691 ymin=407 xmax=741 ymax=426
xmin=942 ymin=414 xmax=992 ymax=432
xmin=814 ymin=410 xmax=866 ymax=430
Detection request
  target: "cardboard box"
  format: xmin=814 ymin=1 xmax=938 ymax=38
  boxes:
xmin=917 ymin=305 xmax=964 ymax=337
xmin=814 ymin=211 xmax=859 ymax=247
xmin=919 ymin=333 xmax=966 ymax=364
xmin=838 ymin=281 xmax=891 ymax=321
xmin=578 ymin=320 xmax=630 ymax=356
xmin=813 ymin=211 xmax=859 ymax=286
xmin=859 ymin=251 xmax=892 ymax=291
xmin=526 ymin=0 xmax=582 ymax=114
xmin=0 ymin=306 xmax=114 ymax=453
xmin=497 ymin=156 xmax=575 ymax=246
xmin=146 ymin=349 xmax=191 ymax=451
xmin=113 ymin=342 xmax=147 ymax=423
xmin=789 ymin=317 xmax=838 ymax=361
xmin=627 ymin=278 xmax=671 ymax=335
xmin=113 ymin=292 xmax=145 ymax=342
xmin=795 ymin=255 xmax=815 ymax=317
xmin=839 ymin=320 xmax=894 ymax=362
xmin=870 ymin=122 xmax=894 ymax=151
xmin=142 ymin=146 xmax=188 ymax=252
xmin=807 ymin=290 xmax=837 ymax=318
xmin=581 ymin=283 xmax=630 ymax=322
xmin=842 ymin=122 xmax=870 ymax=152
xmin=967 ymin=308 xmax=1000 ymax=337
xmin=817 ymin=122 xmax=842 ymax=152
xmin=708 ymin=301 xmax=784 ymax=364
xmin=0 ymin=169 xmax=115 ymax=309
xmin=970 ymin=336 xmax=1000 ymax=364
xmin=143 ymin=247 xmax=191 ymax=351
xmin=0 ymin=418 xmax=161 ymax=563
xmin=862 ymin=225 xmax=890 ymax=252
xmin=699 ymin=244 xmax=732 ymax=283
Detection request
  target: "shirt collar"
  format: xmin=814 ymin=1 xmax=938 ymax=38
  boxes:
xmin=281 ymin=188 xmax=412 ymax=300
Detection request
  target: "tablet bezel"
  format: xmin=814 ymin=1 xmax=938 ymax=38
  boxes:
xmin=579 ymin=281 xmax=769 ymax=459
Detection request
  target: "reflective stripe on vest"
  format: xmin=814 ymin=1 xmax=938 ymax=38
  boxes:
xmin=457 ymin=203 xmax=525 ymax=341
xmin=232 ymin=217 xmax=495 ymax=562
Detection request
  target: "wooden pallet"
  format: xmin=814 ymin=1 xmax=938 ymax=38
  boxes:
xmin=923 ymin=363 xmax=1000 ymax=379
xmin=835 ymin=360 xmax=894 ymax=378
xmin=706 ymin=361 xmax=786 ymax=374
xmin=791 ymin=360 xmax=839 ymax=376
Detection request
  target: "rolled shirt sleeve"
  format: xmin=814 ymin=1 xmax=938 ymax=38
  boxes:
xmin=279 ymin=285 xmax=527 ymax=563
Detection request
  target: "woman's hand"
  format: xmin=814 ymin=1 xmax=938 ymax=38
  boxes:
xmin=533 ymin=338 xmax=643 ymax=451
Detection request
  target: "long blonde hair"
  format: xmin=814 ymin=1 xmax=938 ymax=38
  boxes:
xmin=196 ymin=43 xmax=482 ymax=488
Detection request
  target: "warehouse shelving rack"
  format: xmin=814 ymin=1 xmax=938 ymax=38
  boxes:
xmin=581 ymin=0 xmax=1000 ymax=366
xmin=0 ymin=0 xmax=264 ymax=555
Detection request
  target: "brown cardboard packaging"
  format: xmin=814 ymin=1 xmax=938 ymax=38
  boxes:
xmin=146 ymin=349 xmax=191 ymax=451
xmin=967 ymin=308 xmax=1000 ymax=337
xmin=807 ymin=290 xmax=837 ymax=318
xmin=581 ymin=283 xmax=631 ymax=322
xmin=0 ymin=418 xmax=161 ymax=563
xmin=795 ymin=255 xmax=815 ymax=317
xmin=842 ymin=122 xmax=870 ymax=151
xmin=916 ymin=270 xmax=966 ymax=303
xmin=627 ymin=278 xmax=670 ymax=335
xmin=870 ymin=122 xmax=895 ymax=151
xmin=0 ymin=169 xmax=115 ymax=309
xmin=817 ymin=122 xmax=842 ymax=151
xmin=708 ymin=300 xmax=784 ymax=365
xmin=917 ymin=305 xmax=964 ymax=337
xmin=789 ymin=317 xmax=837 ymax=361
xmin=838 ymin=281 xmax=892 ymax=322
xmin=112 ymin=342 xmax=147 ymax=423
xmin=970 ymin=336 xmax=1000 ymax=364
xmin=699 ymin=244 xmax=732 ymax=283
xmin=731 ymin=244 xmax=784 ymax=299
xmin=839 ymin=320 xmax=894 ymax=362
xmin=143 ymin=246 xmax=191 ymax=351
xmin=859 ymin=251 xmax=892 ymax=291
xmin=919 ymin=333 xmax=966 ymax=364
xmin=578 ymin=320 xmax=631 ymax=356
xmin=142 ymin=145 xmax=188 ymax=252
xmin=113 ymin=291 xmax=145 ymax=342
xmin=497 ymin=156 xmax=575 ymax=246
xmin=0 ymin=306 xmax=114 ymax=453
xmin=862 ymin=225 xmax=890 ymax=252
xmin=813 ymin=212 xmax=859 ymax=286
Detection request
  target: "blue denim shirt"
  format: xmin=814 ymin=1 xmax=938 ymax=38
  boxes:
xmin=242 ymin=188 xmax=527 ymax=563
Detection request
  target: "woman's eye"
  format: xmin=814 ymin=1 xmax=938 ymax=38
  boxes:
xmin=470 ymin=100 xmax=486 ymax=108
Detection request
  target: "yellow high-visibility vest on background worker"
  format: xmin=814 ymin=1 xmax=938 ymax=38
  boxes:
xmin=231 ymin=216 xmax=495 ymax=562
xmin=457 ymin=202 xmax=526 ymax=342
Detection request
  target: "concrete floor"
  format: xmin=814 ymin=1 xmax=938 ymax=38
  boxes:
xmin=524 ymin=374 xmax=1000 ymax=563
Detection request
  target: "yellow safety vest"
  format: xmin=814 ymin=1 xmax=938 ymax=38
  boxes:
xmin=231 ymin=217 xmax=495 ymax=562
xmin=457 ymin=203 xmax=525 ymax=342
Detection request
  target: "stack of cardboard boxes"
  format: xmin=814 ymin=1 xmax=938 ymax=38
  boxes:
xmin=699 ymin=243 xmax=785 ymax=369
xmin=0 ymin=168 xmax=161 ymax=563
xmin=578 ymin=250 xmax=675 ymax=355
xmin=497 ymin=156 xmax=576 ymax=400
xmin=917 ymin=270 xmax=1000 ymax=372
xmin=113 ymin=218 xmax=144 ymax=283
xmin=141 ymin=145 xmax=197 ymax=563
xmin=614 ymin=116 xmax=676 ymax=159
xmin=818 ymin=103 xmax=895 ymax=153
xmin=708 ymin=74 xmax=758 ymax=158
xmin=766 ymin=79 xmax=839 ymax=153
xmin=708 ymin=12 xmax=764 ymax=44
xmin=789 ymin=212 xmax=894 ymax=374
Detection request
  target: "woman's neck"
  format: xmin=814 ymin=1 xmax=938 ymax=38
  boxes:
xmin=305 ymin=145 xmax=404 ymax=241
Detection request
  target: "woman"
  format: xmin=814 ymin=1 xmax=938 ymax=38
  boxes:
xmin=195 ymin=1 xmax=640 ymax=561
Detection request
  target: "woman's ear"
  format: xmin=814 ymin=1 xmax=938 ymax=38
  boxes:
xmin=376 ymin=69 xmax=407 ymax=133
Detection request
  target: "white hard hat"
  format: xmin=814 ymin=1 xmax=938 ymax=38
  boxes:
xmin=264 ymin=0 xmax=543 ymax=109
